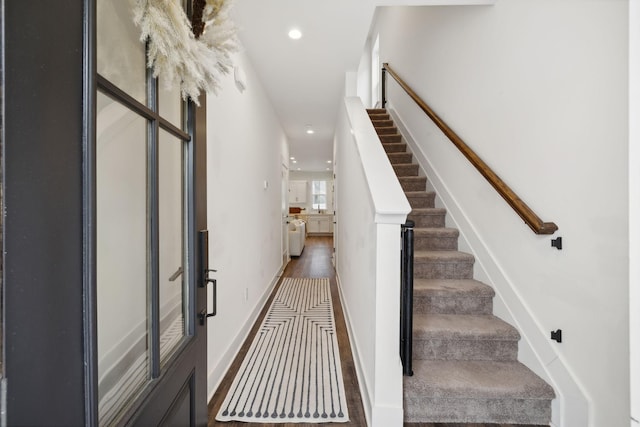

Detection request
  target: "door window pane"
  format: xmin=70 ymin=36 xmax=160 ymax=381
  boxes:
xmin=159 ymin=77 xmax=183 ymax=129
xmin=96 ymin=92 xmax=149 ymax=426
xmin=159 ymin=130 xmax=186 ymax=366
xmin=97 ymin=0 xmax=146 ymax=103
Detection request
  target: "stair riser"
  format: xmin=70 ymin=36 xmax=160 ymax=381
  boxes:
xmin=383 ymin=143 xmax=407 ymax=154
xmin=393 ymin=164 xmax=419 ymax=176
xmin=380 ymin=134 xmax=401 ymax=143
xmin=414 ymin=260 xmax=474 ymax=280
xmin=403 ymin=397 xmax=552 ymax=425
xmin=400 ymin=178 xmax=427 ymax=192
xmin=406 ymin=193 xmax=435 ymax=208
xmin=367 ymin=108 xmax=386 ymax=115
xmin=414 ymin=235 xmax=457 ymax=251
xmin=388 ymin=155 xmax=413 ymax=166
xmin=414 ymin=296 xmax=493 ymax=315
xmin=369 ymin=114 xmax=390 ymax=121
xmin=373 ymin=120 xmax=394 ymax=127
xmin=376 ymin=127 xmax=397 ymax=135
xmin=408 ymin=213 xmax=446 ymax=228
xmin=413 ymin=339 xmax=518 ymax=361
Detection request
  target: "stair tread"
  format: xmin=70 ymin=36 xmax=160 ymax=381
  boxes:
xmin=414 ymin=227 xmax=459 ymax=237
xmin=405 ymin=359 xmax=555 ymax=400
xmin=414 ymin=279 xmax=495 ymax=297
xmin=380 ymin=137 xmax=402 ymax=144
xmin=393 ymin=164 xmax=419 ymax=177
xmin=405 ymin=190 xmax=434 ymax=196
xmin=409 ymin=208 xmax=447 ymax=215
xmin=376 ymin=127 xmax=397 ymax=131
xmin=388 ymin=153 xmax=412 ymax=160
xmin=413 ymin=314 xmax=520 ymax=340
xmin=414 ymin=250 xmax=475 ymax=262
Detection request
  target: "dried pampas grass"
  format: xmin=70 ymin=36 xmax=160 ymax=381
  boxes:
xmin=134 ymin=0 xmax=238 ymax=105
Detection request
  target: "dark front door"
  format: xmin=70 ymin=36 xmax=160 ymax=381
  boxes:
xmin=2 ymin=1 xmax=208 ymax=425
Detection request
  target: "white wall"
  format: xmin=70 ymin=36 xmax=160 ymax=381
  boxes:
xmin=206 ymin=50 xmax=289 ymax=399
xmin=357 ymin=36 xmax=373 ymax=108
xmin=369 ymin=2 xmax=629 ymax=426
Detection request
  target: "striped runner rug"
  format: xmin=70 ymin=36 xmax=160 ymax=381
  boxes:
xmin=216 ymin=277 xmax=349 ymax=423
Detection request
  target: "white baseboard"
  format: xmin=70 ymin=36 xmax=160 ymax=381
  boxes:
xmin=335 ymin=273 xmax=372 ymax=427
xmin=206 ymin=263 xmax=285 ymax=402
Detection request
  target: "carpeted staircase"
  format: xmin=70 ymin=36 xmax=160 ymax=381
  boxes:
xmin=367 ymin=108 xmax=555 ymax=425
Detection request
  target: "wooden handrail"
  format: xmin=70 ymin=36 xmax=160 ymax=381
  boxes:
xmin=382 ymin=63 xmax=558 ymax=235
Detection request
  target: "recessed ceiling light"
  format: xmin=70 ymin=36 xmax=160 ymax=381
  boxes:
xmin=290 ymin=156 xmax=295 ymax=160
xmin=326 ymin=160 xmax=332 ymax=164
xmin=297 ymin=168 xmax=301 ymax=171
xmin=292 ymin=160 xmax=297 ymax=163
xmin=306 ymin=129 xmax=314 ymax=134
xmin=288 ymin=29 xmax=302 ymax=40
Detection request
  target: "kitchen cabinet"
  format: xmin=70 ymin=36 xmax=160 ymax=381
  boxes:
xmin=306 ymin=214 xmax=333 ymax=235
xmin=289 ymin=180 xmax=307 ymax=203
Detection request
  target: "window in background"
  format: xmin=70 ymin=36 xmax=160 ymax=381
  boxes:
xmin=312 ymin=181 xmax=327 ymax=210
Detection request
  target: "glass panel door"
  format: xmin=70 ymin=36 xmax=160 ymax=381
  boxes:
xmin=95 ymin=0 xmax=192 ymax=423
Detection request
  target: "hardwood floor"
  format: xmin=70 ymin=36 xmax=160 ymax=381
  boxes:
xmin=207 ymin=237 xmax=547 ymax=427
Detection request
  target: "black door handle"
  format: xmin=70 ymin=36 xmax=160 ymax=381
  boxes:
xmin=199 ymin=231 xmax=218 ymax=324
xmin=199 ymin=276 xmax=217 ymax=325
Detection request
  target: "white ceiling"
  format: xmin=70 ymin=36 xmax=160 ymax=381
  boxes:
xmin=231 ymin=0 xmax=494 ymax=172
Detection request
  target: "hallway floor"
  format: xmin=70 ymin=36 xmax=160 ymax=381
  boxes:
xmin=207 ymin=236 xmax=367 ymax=426
xmin=207 ymin=237 xmax=547 ymax=427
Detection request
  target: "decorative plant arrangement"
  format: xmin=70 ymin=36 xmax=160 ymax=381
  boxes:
xmin=134 ymin=0 xmax=238 ymax=105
